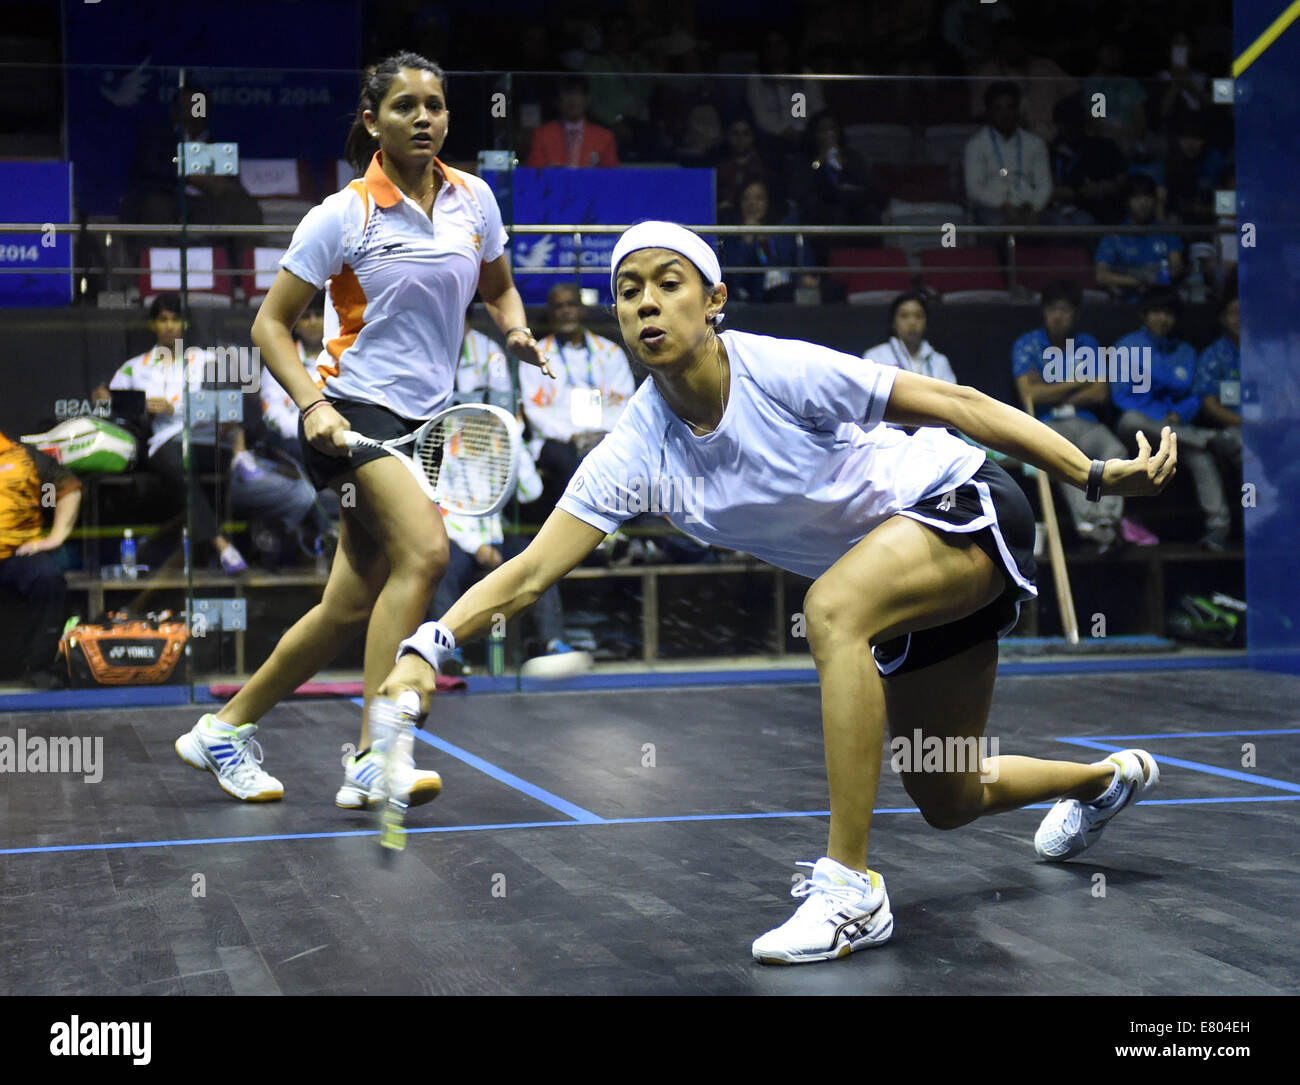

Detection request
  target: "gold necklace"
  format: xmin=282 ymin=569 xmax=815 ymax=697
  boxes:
xmin=681 ymin=348 xmax=726 ymax=434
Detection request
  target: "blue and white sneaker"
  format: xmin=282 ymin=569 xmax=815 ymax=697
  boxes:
xmin=1035 ymin=749 xmax=1160 ymax=861
xmin=751 ymin=858 xmax=894 ymax=965
xmin=334 ymin=745 xmax=443 ymax=810
xmin=175 ymin=714 xmax=283 ymax=801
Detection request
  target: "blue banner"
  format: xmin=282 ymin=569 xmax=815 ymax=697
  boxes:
xmin=0 ymin=162 xmax=73 ymax=307
xmin=62 ymin=0 xmax=361 ymax=216
xmin=487 ymin=168 xmax=716 ymax=305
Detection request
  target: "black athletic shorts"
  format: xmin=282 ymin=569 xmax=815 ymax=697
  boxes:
xmin=871 ymin=457 xmax=1038 ymax=678
xmin=297 ymin=396 xmax=424 ymax=491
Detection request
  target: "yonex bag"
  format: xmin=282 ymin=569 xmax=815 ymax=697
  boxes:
xmin=22 ymin=418 xmax=138 ymax=473
xmin=58 ymin=610 xmax=188 ymax=686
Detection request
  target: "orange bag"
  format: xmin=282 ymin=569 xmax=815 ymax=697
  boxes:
xmin=59 ymin=610 xmax=188 ymax=686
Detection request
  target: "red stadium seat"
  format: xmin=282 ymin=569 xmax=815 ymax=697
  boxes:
xmin=138 ymin=247 xmax=232 ymax=308
xmin=917 ymin=246 xmax=1010 ymax=300
xmin=241 ymin=246 xmax=288 ymax=303
xmin=828 ymin=247 xmax=915 ymax=303
xmin=1011 ymin=246 xmax=1104 ymax=297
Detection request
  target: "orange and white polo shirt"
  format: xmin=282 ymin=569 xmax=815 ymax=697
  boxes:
xmin=280 ymin=151 xmax=509 ymax=420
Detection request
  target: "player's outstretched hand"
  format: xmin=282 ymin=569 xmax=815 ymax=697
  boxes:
xmin=1102 ymin=427 xmax=1178 ymax=497
xmin=377 ymin=653 xmax=438 ymax=715
xmin=507 ymin=330 xmax=556 ymax=379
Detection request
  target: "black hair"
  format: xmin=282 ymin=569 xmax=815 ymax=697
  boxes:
xmin=149 ymin=293 xmax=182 ymax=320
xmin=344 ymin=52 xmax=447 ymax=173
xmin=889 ymin=290 xmax=929 ymax=324
xmin=1140 ymin=286 xmax=1182 ymax=317
xmin=1040 ymin=279 xmax=1082 ymax=309
xmin=984 ymin=80 xmax=1021 ymax=113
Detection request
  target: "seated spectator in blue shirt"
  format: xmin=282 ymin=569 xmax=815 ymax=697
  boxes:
xmin=1112 ymin=287 xmax=1232 ymax=549
xmin=1095 ymin=175 xmax=1184 ymax=303
xmin=1194 ymin=288 xmax=1244 ymax=464
xmin=1012 ymin=279 xmax=1129 ymax=551
xmin=718 ymin=180 xmax=804 ymax=303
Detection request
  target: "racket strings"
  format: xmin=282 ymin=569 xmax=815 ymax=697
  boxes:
xmin=420 ymin=415 xmax=515 ymax=514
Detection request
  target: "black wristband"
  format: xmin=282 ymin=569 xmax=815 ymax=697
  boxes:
xmin=1085 ymin=459 xmax=1106 ymax=502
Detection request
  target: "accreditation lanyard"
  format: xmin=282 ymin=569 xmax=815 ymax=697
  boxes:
xmin=556 ymin=334 xmax=602 ymax=429
xmin=556 ymin=334 xmax=596 ymax=390
xmin=989 ymin=129 xmax=1023 ymax=181
xmin=889 ymin=337 xmax=930 ymax=377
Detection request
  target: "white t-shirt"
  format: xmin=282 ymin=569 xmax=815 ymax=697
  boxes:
xmin=557 ymin=330 xmax=986 ymax=580
xmin=519 ymin=329 xmax=636 ymax=453
xmin=863 ymin=337 xmax=957 ymax=384
xmin=441 ymin=330 xmax=542 ymax=555
xmin=258 ymin=340 xmax=320 ymax=440
xmin=109 ymin=347 xmax=220 ymax=457
xmin=279 ymin=152 xmax=508 ymax=420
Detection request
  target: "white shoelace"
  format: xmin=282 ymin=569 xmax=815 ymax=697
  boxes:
xmin=790 ymin=861 xmax=872 ymax=909
xmin=219 ymin=731 xmax=266 ymax=785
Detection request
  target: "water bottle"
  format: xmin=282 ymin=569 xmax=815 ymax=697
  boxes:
xmin=314 ymin=535 xmax=328 ymax=575
xmin=1156 ymin=257 xmax=1171 ymax=286
xmin=488 ymin=629 xmax=506 ymax=677
xmin=120 ymin=528 xmax=137 ymax=580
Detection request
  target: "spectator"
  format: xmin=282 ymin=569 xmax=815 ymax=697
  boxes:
xmin=525 ymin=76 xmax=620 ymax=168
xmin=1157 ymin=112 xmax=1227 ymax=225
xmin=0 ymin=427 xmax=81 ymax=688
xmin=792 ymin=111 xmax=880 ymax=227
xmin=1095 ymin=175 xmax=1185 ymax=302
xmin=1155 ymin=30 xmax=1214 ymax=129
xmin=676 ymin=103 xmax=725 ymax=169
xmin=969 ymin=28 xmax=1077 ymax=142
xmin=91 ymin=294 xmax=315 ymax=572
xmin=582 ymin=16 xmax=655 ymax=159
xmin=1082 ymin=41 xmax=1149 ymax=157
xmin=964 ymin=82 xmax=1052 ymax=226
xmin=1045 ymin=94 xmax=1126 ymax=226
xmin=863 ymin=292 xmax=956 ymax=382
xmin=119 ymin=84 xmax=264 ymax=274
xmin=1111 ymin=288 xmax=1231 ymax=550
xmin=1193 ymin=287 xmax=1244 ymax=490
xmin=716 ymin=117 xmax=772 ymax=218
xmin=431 ymin=330 xmax=575 ymax=668
xmin=745 ymin=31 xmax=825 ymax=151
xmin=719 ymin=180 xmax=803 ymax=303
xmin=1011 ymin=280 xmax=1134 ymax=552
xmin=518 ymin=283 xmax=636 ymax=515
xmin=255 ymin=296 xmax=340 ymax=551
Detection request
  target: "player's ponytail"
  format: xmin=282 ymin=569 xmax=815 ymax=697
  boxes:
xmin=344 ymin=52 xmax=447 ymax=175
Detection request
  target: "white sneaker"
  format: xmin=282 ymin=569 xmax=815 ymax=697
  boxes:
xmin=751 ymin=858 xmax=893 ymax=965
xmin=175 ymin=714 xmax=284 ymax=801
xmin=1035 ymin=749 xmax=1160 ymax=861
xmin=334 ymin=745 xmax=443 ymax=809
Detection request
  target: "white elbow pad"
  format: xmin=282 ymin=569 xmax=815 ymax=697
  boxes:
xmin=397 ymin=620 xmax=457 ymax=670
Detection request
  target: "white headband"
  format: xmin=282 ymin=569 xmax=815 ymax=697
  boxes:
xmin=609 ymin=221 xmax=721 ymax=298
